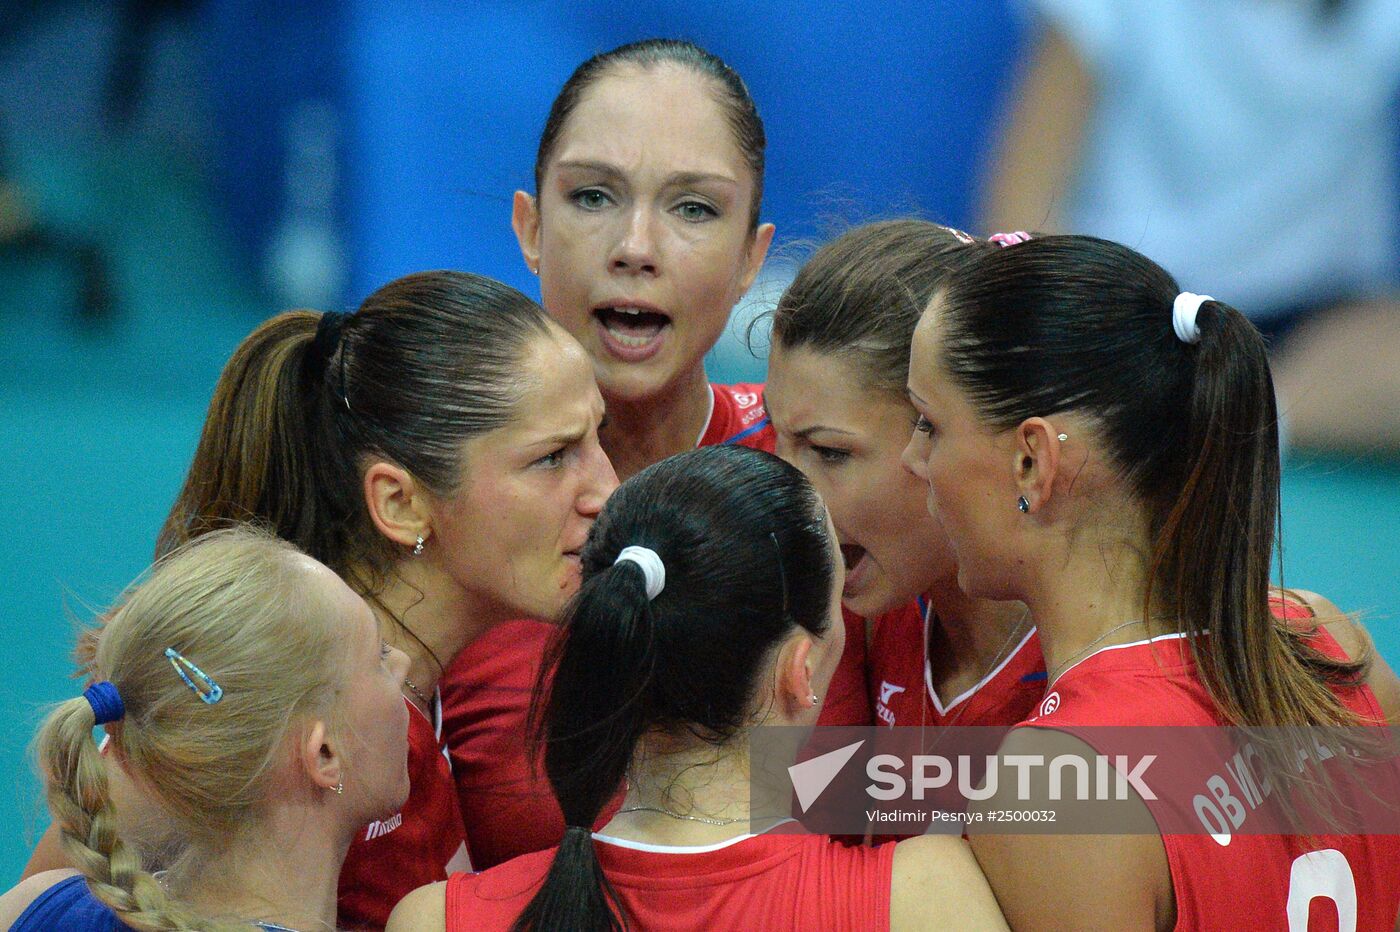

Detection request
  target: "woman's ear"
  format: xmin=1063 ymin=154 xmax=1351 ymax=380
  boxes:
xmin=363 ymin=461 xmax=431 ymax=550
xmin=1011 ymin=417 xmax=1065 ymax=514
xmin=512 ymin=190 xmax=542 ymax=275
xmin=299 ymin=719 xmax=342 ymax=796
xmin=737 ymin=222 xmax=776 ymax=295
xmin=775 ymin=632 xmax=820 ymax=715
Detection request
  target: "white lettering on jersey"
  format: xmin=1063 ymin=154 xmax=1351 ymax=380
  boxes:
xmin=364 ymin=812 xmax=404 ymax=841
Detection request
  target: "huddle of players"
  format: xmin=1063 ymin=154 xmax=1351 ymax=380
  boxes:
xmin=4 ymin=38 xmax=1399 ymax=932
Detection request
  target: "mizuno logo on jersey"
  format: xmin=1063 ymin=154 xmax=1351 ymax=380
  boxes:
xmin=364 ymin=812 xmax=404 ymax=841
xmin=876 ymin=681 xmax=906 ymax=727
xmin=880 ymin=681 xmax=907 ymax=706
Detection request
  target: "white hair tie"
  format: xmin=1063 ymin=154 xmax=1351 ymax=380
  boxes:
xmin=614 ymin=546 xmax=666 ymax=601
xmin=1172 ymin=292 xmax=1213 ymax=344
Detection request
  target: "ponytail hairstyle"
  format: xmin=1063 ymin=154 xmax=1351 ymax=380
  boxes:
xmin=534 ymin=38 xmax=766 ymax=231
xmin=35 ymin=526 xmax=350 ymax=931
xmin=156 ymin=271 xmax=553 ymax=642
xmin=929 ymin=235 xmax=1370 ymax=783
xmin=771 ymin=219 xmax=995 ymax=398
xmin=512 ymin=445 xmax=835 ymax=932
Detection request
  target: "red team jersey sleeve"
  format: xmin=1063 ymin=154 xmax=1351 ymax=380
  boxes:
xmin=337 ymin=697 xmax=470 ymax=930
xmin=1020 ymin=596 xmax=1400 ymax=932
xmin=867 ymin=597 xmax=1046 ymax=729
xmin=437 ymin=619 xmax=570 ymax=870
xmin=444 ymin=831 xmax=894 ymax=931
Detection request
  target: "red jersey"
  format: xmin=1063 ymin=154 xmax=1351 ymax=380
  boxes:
xmin=444 ymin=830 xmax=894 ymax=931
xmin=1023 ymin=597 xmax=1400 ymax=932
xmin=868 ymin=597 xmax=1045 ymax=728
xmin=440 ymin=607 xmax=871 ymax=869
xmin=338 ymin=696 xmax=470 ymax=930
xmin=699 ymin=382 xmax=776 ymax=451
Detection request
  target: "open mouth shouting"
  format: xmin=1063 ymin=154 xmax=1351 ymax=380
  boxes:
xmin=839 ymin=542 xmax=871 ymax=597
xmin=593 ymin=303 xmax=672 ymax=361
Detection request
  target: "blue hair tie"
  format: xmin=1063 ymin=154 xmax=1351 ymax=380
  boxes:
xmin=164 ymin=648 xmax=224 ymax=704
xmin=83 ymin=681 xmax=125 ymax=725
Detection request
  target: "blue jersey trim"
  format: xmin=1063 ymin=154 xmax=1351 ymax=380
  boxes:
xmin=722 ymin=416 xmax=770 ymax=446
xmin=1020 ymin=670 xmax=1048 ymax=682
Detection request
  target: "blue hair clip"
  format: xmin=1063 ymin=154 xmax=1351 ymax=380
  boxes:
xmin=164 ymin=648 xmax=223 ymax=704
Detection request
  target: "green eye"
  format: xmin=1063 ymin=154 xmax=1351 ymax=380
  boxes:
xmin=572 ymin=189 xmax=611 ymax=210
xmin=675 ymin=200 xmax=717 ymax=222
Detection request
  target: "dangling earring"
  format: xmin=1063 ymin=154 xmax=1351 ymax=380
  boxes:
xmin=334 ymin=782 xmax=344 ymax=796
xmin=810 ymin=694 xmax=820 ymax=706
xmin=412 ymin=536 xmax=425 ymax=557
xmin=1017 ymin=496 xmax=1030 ymax=513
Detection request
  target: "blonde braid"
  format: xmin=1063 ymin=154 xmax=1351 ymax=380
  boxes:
xmin=36 ymin=699 xmax=238 ymax=931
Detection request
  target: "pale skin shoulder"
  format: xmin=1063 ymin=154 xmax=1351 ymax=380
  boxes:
xmin=966 ymin=727 xmax=1174 ymax=931
xmin=1279 ymin=587 xmax=1400 ymax=724
xmin=385 ymin=880 xmax=448 ymax=932
xmin=891 ymin=833 xmax=1008 ymax=930
xmin=0 ymin=868 xmax=80 ymax=928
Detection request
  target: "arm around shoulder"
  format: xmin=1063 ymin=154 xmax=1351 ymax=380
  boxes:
xmin=385 ymin=880 xmax=448 ymax=932
xmin=890 ymin=834 xmax=1007 ymax=931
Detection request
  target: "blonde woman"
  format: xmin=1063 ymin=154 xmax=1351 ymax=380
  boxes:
xmin=0 ymin=527 xmax=412 ymax=931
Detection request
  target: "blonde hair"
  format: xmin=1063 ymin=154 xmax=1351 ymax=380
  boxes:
xmin=34 ymin=526 xmax=351 ymax=931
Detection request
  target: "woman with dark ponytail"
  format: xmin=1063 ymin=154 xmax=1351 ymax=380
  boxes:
xmin=389 ymin=445 xmax=1007 ymax=931
xmin=901 ymin=235 xmax=1400 ymax=929
xmin=21 ymin=270 xmax=618 ymax=929
xmin=0 ymin=527 xmax=413 ymax=931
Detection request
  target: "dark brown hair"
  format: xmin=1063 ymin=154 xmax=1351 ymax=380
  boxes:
xmin=515 ymin=446 xmax=834 ymax=932
xmin=158 ymin=270 xmax=553 ymax=605
xmin=930 ymin=235 xmax=1370 ymax=782
xmin=771 ymin=219 xmax=993 ymax=396
xmin=533 ymin=38 xmax=765 ymax=230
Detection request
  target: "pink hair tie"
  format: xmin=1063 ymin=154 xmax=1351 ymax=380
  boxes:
xmin=989 ymin=231 xmax=1032 ymax=247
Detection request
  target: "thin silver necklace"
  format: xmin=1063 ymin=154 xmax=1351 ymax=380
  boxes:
xmin=402 ymin=675 xmax=432 ymax=710
xmin=1045 ymin=619 xmax=1148 ymax=685
xmin=616 ymin=805 xmax=751 ymax=826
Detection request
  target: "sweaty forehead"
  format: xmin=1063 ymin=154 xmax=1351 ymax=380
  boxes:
xmin=548 ymin=64 xmax=749 ymax=182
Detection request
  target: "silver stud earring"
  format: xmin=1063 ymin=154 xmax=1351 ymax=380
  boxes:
xmin=334 ymin=782 xmax=344 ymax=796
xmin=1057 ymin=433 xmax=1068 ymax=442
xmin=811 ymin=694 xmax=820 ymax=706
xmin=412 ymin=536 xmax=425 ymax=557
xmin=1017 ymin=496 xmax=1030 ymax=513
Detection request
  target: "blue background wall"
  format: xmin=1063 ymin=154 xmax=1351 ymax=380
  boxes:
xmin=1 ymin=0 xmax=1397 ymax=883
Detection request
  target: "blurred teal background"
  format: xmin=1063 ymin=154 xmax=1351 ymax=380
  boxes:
xmin=2 ymin=0 xmax=1397 ymax=885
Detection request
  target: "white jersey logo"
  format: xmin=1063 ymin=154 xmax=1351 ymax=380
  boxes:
xmin=733 ymin=392 xmax=759 ymax=408
xmin=1037 ymin=691 xmax=1061 ymax=719
xmin=876 ymin=681 xmax=905 ymax=726
xmin=364 ymin=812 xmax=404 ymax=841
xmin=879 ymin=681 xmax=906 ymax=706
